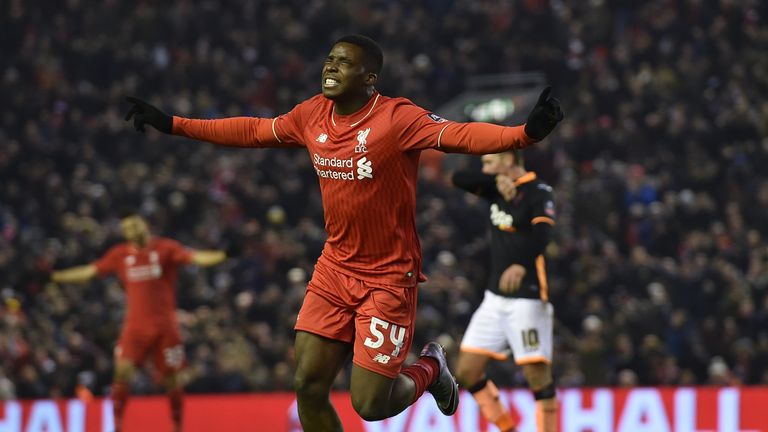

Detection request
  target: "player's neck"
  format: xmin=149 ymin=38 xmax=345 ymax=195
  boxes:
xmin=130 ymin=237 xmax=149 ymax=248
xmin=509 ymin=168 xmax=528 ymax=182
xmin=333 ymin=88 xmax=375 ymax=115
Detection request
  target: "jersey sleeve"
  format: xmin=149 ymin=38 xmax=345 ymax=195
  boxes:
xmin=171 ymin=99 xmax=315 ymax=148
xmin=393 ymin=99 xmax=537 ymax=154
xmin=164 ymin=239 xmax=194 ymax=265
xmin=392 ymin=101 xmax=457 ymax=151
xmin=528 ymin=186 xmax=555 ymax=257
xmin=271 ymin=98 xmax=318 ymax=146
xmin=93 ymin=246 xmax=122 ymax=276
xmin=530 ymin=184 xmax=556 ymax=226
xmin=451 ymin=171 xmax=498 ymax=199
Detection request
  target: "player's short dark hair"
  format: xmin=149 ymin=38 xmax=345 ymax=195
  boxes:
xmin=334 ymin=34 xmax=384 ymax=74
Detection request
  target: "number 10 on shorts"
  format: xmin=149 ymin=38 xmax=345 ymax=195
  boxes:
xmin=364 ymin=317 xmax=406 ymax=357
xmin=521 ymin=328 xmax=540 ymax=350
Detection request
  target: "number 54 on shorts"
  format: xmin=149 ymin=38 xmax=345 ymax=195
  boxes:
xmin=364 ymin=317 xmax=406 ymax=357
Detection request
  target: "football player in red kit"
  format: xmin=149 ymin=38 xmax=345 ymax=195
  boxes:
xmin=125 ymin=34 xmax=563 ymax=431
xmin=51 ymin=211 xmax=228 ymax=432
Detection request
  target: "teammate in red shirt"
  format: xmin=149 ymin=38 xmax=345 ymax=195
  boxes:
xmin=125 ymin=35 xmax=563 ymax=430
xmin=51 ymin=211 xmax=228 ymax=432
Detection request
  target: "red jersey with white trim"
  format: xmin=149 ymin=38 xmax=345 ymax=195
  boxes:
xmin=173 ymin=91 xmax=535 ymax=286
xmin=93 ymin=237 xmax=192 ymax=330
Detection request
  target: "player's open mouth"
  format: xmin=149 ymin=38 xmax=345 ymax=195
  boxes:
xmin=323 ymin=78 xmax=341 ymax=88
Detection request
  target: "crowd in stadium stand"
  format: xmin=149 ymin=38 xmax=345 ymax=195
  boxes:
xmin=2 ymin=0 xmax=768 ymax=398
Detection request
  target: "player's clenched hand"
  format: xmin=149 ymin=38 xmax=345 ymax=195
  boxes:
xmin=524 ymin=87 xmax=564 ymax=141
xmin=124 ymin=97 xmax=173 ymax=133
xmin=496 ymin=175 xmax=517 ymax=201
xmin=499 ymin=264 xmax=526 ymax=293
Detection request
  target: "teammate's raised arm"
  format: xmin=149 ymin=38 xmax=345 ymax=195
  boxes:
xmin=190 ymin=250 xmax=227 ymax=267
xmin=51 ymin=264 xmax=98 ymax=284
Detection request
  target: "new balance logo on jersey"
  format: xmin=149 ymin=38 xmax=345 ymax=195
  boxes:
xmin=357 ymin=157 xmax=373 ymax=179
xmin=372 ymin=353 xmax=391 ymax=364
xmin=355 ymin=128 xmax=370 ymax=153
xmin=316 ymin=133 xmax=328 ymax=143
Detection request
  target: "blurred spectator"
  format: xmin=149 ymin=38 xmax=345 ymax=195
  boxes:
xmin=1 ymin=0 xmax=768 ymax=396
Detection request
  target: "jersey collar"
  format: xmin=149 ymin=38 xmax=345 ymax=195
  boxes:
xmin=330 ymin=91 xmax=381 ymax=128
xmin=513 ymin=172 xmax=537 ymax=187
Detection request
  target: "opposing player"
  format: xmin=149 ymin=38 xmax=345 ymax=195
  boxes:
xmin=124 ymin=35 xmax=563 ymax=430
xmin=51 ymin=211 xmax=229 ymax=432
xmin=452 ymin=150 xmax=558 ymax=432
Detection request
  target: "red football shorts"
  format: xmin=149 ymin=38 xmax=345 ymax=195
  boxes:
xmin=115 ymin=326 xmax=185 ymax=377
xmin=295 ymin=261 xmax=418 ymax=378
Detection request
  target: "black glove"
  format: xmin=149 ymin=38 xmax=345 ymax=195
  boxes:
xmin=124 ymin=97 xmax=173 ymax=133
xmin=524 ymin=87 xmax=564 ymax=141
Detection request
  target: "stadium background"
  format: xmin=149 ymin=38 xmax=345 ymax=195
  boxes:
xmin=2 ymin=0 xmax=768 ymax=430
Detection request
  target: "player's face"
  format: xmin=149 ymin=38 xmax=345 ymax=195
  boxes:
xmin=481 ymin=154 xmax=509 ymax=175
xmin=321 ymin=43 xmax=375 ymax=100
xmin=120 ymin=216 xmax=149 ymax=244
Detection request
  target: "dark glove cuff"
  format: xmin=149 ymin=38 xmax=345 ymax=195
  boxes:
xmin=524 ymin=121 xmax=552 ymax=141
xmin=158 ymin=114 xmax=173 ymax=134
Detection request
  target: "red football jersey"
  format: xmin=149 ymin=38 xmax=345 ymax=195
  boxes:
xmin=93 ymin=237 xmax=192 ymax=330
xmin=173 ymin=91 xmax=534 ymax=286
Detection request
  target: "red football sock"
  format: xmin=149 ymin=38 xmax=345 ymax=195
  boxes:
xmin=401 ymin=357 xmax=439 ymax=403
xmin=111 ymin=382 xmax=130 ymax=432
xmin=168 ymin=388 xmax=184 ymax=431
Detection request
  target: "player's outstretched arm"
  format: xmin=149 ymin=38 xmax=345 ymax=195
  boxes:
xmin=51 ymin=264 xmax=98 ymax=284
xmin=437 ymin=87 xmax=564 ymax=154
xmin=190 ymin=250 xmax=227 ymax=267
xmin=124 ymin=97 xmax=286 ymax=148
